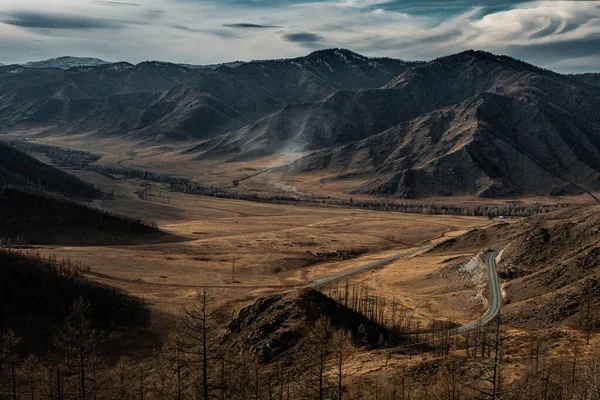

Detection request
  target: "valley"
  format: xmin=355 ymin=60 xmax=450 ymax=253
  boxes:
xmin=2 ymin=46 xmax=600 ymax=399
xmin=24 ymin=172 xmax=491 ymax=325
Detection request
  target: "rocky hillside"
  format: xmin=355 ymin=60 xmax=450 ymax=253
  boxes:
xmin=225 ymin=288 xmax=386 ymax=363
xmin=436 ymin=206 xmax=600 ymax=327
xmin=282 ymin=90 xmax=600 ymax=198
xmin=0 ymin=49 xmax=416 ymax=140
xmin=264 ymin=51 xmax=600 ymax=198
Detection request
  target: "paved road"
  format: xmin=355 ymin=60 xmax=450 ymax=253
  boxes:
xmin=306 ymin=246 xmax=502 ymax=333
xmin=304 ymin=245 xmax=433 ymax=289
xmin=453 ymin=250 xmax=502 ymax=333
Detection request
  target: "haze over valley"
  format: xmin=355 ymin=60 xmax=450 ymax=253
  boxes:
xmin=1 ymin=1 xmax=600 ymax=398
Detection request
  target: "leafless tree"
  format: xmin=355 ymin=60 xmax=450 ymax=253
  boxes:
xmin=1 ymin=330 xmax=21 ymax=400
xmin=176 ymin=288 xmax=224 ymax=400
xmin=300 ymin=316 xmax=335 ymax=400
xmin=53 ymin=297 xmax=101 ymax=400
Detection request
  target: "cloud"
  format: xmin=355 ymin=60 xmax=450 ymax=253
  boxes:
xmin=170 ymin=24 xmax=202 ymax=33
xmin=97 ymin=1 xmax=140 ymax=6
xmin=145 ymin=9 xmax=165 ymax=18
xmin=170 ymin=24 xmax=242 ymax=38
xmin=0 ymin=0 xmax=597 ymax=72
xmin=283 ymin=32 xmax=324 ymax=42
xmin=223 ymin=23 xmax=281 ymax=29
xmin=338 ymin=0 xmax=395 ymax=9
xmin=1 ymin=11 xmax=121 ymax=30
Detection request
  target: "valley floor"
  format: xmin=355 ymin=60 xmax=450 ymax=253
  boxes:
xmin=6 ymin=131 xmax=600 ymax=391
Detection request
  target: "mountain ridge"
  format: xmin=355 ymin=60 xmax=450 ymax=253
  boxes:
xmin=1 ymin=49 xmax=599 ymax=199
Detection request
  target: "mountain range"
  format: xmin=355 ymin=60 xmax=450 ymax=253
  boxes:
xmin=0 ymin=56 xmax=246 ymax=71
xmin=1 ymin=49 xmax=599 ymax=199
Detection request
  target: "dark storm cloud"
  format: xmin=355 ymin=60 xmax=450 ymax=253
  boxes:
xmin=223 ymin=23 xmax=281 ymax=29
xmin=2 ymin=11 xmax=122 ymax=30
xmin=283 ymin=32 xmax=324 ymax=43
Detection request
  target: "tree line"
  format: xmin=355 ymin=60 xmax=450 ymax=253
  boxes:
xmin=0 ymin=141 xmax=101 ymax=200
xmin=2 ymin=281 xmax=600 ymax=399
xmin=0 ymin=187 xmax=161 ymax=245
xmin=8 ymin=140 xmax=568 ymax=218
xmin=0 ymin=249 xmax=150 ymax=334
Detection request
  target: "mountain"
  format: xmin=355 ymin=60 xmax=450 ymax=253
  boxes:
xmin=179 ymin=61 xmax=245 ymax=70
xmin=0 ymin=62 xmax=203 ymax=133
xmin=434 ymin=205 xmax=600 ymax=327
xmin=24 ymin=56 xmax=111 ymax=69
xmin=0 ymin=141 xmax=101 ymax=198
xmin=0 ymin=49 xmax=418 ymax=139
xmin=126 ymin=49 xmax=419 ymax=140
xmin=281 ymin=90 xmax=600 ymax=198
xmin=202 ymin=51 xmax=600 ymax=161
xmin=2 ymin=49 xmax=600 ymax=199
xmin=570 ymin=73 xmax=600 ymax=87
xmin=245 ymin=51 xmax=600 ymax=198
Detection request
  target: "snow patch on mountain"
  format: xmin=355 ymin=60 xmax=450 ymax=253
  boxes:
xmin=24 ymin=56 xmax=111 ymax=69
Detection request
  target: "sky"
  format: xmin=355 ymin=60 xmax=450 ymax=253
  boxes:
xmin=0 ymin=0 xmax=598 ymax=72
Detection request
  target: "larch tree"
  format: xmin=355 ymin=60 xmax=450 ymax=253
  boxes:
xmin=177 ymin=288 xmax=224 ymax=400
xmin=53 ymin=297 xmax=101 ymax=400
xmin=331 ymin=329 xmax=354 ymax=400
xmin=1 ymin=330 xmax=21 ymax=400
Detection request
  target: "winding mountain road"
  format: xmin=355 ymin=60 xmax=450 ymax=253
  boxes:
xmin=306 ymin=247 xmax=502 ymax=333
xmin=304 ymin=245 xmax=433 ymax=289
xmin=453 ymin=250 xmax=501 ymax=333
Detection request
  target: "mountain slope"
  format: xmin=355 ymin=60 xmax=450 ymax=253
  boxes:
xmin=281 ymin=89 xmax=600 ymax=198
xmin=0 ymin=49 xmax=417 ymax=140
xmin=201 ymin=51 xmax=600 ymax=161
xmin=134 ymin=49 xmax=418 ymax=140
xmin=0 ymin=62 xmax=202 ymax=132
xmin=0 ymin=188 xmax=176 ymax=245
xmin=437 ymin=206 xmax=600 ymax=327
xmin=0 ymin=141 xmax=101 ymax=198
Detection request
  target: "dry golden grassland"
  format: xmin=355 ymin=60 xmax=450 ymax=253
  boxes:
xmin=12 ymin=133 xmax=593 ymax=342
xmin=34 ymin=179 xmax=489 ymax=322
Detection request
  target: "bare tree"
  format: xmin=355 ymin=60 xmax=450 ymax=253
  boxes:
xmin=53 ymin=297 xmax=101 ymax=400
xmin=113 ymin=356 xmax=136 ymax=400
xmin=21 ymin=354 xmax=39 ymax=400
xmin=301 ymin=316 xmax=335 ymax=400
xmin=158 ymin=332 xmax=190 ymax=400
xmin=1 ymin=330 xmax=21 ymax=400
xmin=467 ymin=316 xmax=506 ymax=400
xmin=177 ymin=288 xmax=223 ymax=400
xmin=427 ymin=358 xmax=467 ymax=400
xmin=331 ymin=329 xmax=355 ymax=400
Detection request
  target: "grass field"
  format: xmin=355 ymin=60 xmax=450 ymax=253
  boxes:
xmin=6 ymin=132 xmax=586 ymax=347
xmin=33 ymin=181 xmax=489 ymax=322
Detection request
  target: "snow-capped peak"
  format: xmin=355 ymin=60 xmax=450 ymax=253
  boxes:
xmin=23 ymin=56 xmax=111 ymax=70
